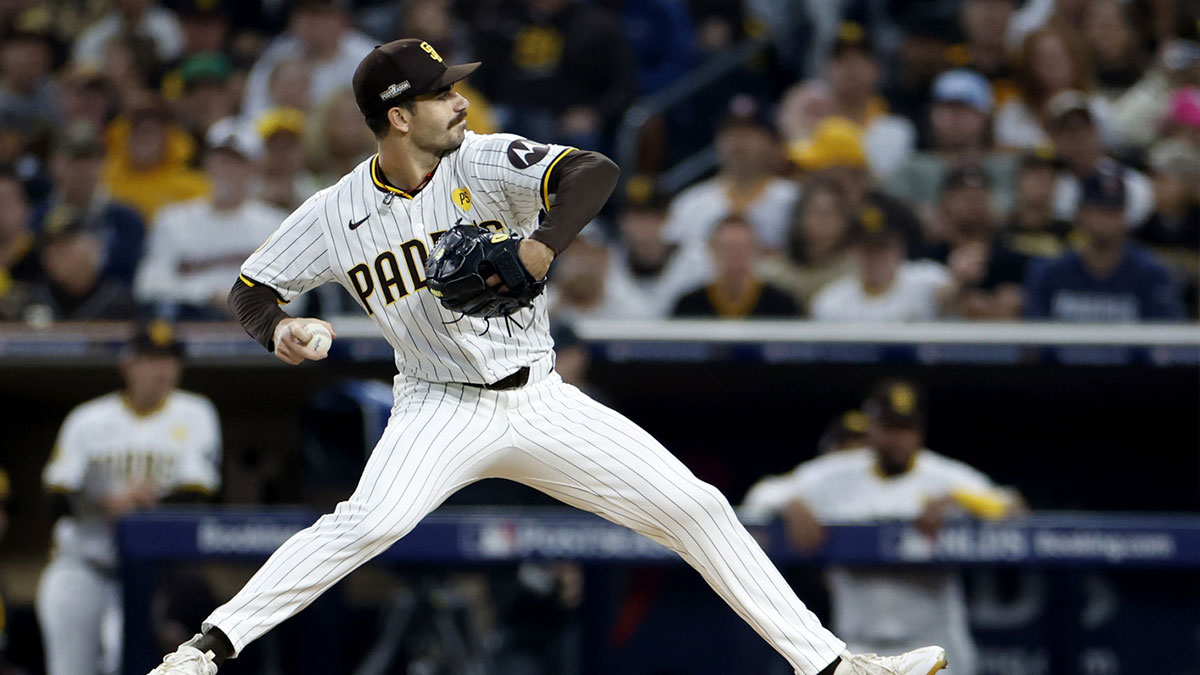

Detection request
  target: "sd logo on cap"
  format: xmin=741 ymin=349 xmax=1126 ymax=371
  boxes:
xmin=352 ymin=39 xmax=479 ymax=119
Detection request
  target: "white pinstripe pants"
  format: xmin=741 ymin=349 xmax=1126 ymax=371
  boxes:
xmin=204 ymin=360 xmax=845 ymax=674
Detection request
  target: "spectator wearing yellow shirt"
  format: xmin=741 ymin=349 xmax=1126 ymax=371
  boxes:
xmin=101 ymin=93 xmax=208 ymax=222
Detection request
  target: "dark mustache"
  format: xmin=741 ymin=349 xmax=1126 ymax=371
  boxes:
xmin=449 ymin=113 xmax=467 ymax=128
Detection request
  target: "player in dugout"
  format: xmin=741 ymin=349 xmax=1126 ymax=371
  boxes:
xmin=37 ymin=322 xmax=222 ymax=675
xmin=742 ymin=379 xmax=1025 ymax=675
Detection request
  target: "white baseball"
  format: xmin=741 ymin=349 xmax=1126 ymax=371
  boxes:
xmin=305 ymin=324 xmax=332 ymax=357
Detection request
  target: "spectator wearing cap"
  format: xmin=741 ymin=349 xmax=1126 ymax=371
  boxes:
xmin=72 ymin=0 xmax=185 ymax=69
xmin=926 ymin=167 xmax=1028 ymax=319
xmin=101 ymin=93 xmax=209 ymax=221
xmin=809 ymin=209 xmax=953 ymax=322
xmin=1003 ymin=149 xmax=1074 ymax=260
xmin=0 ymin=21 xmax=63 ymax=133
xmin=255 ymin=107 xmax=319 ymax=211
xmin=672 ymin=215 xmax=798 ymax=319
xmin=1045 ymin=91 xmax=1155 ymax=227
xmin=474 ymin=0 xmax=636 ymax=148
xmin=1135 ymin=141 xmax=1200 ymax=316
xmin=820 ymin=22 xmax=915 ymax=178
xmin=241 ymin=0 xmax=377 ymax=123
xmin=604 ymin=180 xmax=709 ymax=318
xmin=742 ymin=378 xmax=1022 ymax=675
xmin=759 ymin=177 xmax=857 ymax=313
xmin=38 ymin=320 xmax=220 ymax=675
xmin=33 ymin=122 xmax=146 ymax=286
xmin=994 ymin=23 xmax=1120 ymax=152
xmin=663 ymin=98 xmax=798 ymax=252
xmin=887 ymin=69 xmax=1017 ymax=223
xmin=791 ymin=117 xmax=925 ymax=256
xmin=134 ymin=118 xmax=285 ymax=319
xmin=171 ymin=53 xmax=239 ymax=149
xmin=1024 ymin=166 xmax=1185 ymax=321
xmin=22 ymin=207 xmax=137 ymax=321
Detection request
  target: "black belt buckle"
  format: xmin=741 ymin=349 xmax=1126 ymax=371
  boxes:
xmin=481 ymin=366 xmax=530 ymax=391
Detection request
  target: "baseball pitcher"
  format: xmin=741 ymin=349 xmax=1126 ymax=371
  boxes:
xmin=147 ymin=39 xmax=946 ymax=675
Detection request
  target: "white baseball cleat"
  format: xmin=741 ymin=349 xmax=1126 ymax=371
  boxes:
xmin=145 ymin=635 xmax=219 ymax=675
xmin=836 ymin=645 xmax=948 ymax=675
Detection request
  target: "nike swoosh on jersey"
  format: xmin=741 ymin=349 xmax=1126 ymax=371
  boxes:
xmin=349 ymin=214 xmax=369 ymax=230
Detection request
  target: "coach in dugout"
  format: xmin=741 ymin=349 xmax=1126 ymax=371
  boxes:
xmin=741 ymin=379 xmax=1024 ymax=675
xmin=36 ymin=323 xmax=221 ymax=675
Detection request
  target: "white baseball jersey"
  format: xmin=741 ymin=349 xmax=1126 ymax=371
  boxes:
xmin=810 ymin=260 xmax=950 ymax=322
xmin=43 ymin=391 xmax=221 ymax=568
xmin=744 ymin=448 xmax=1000 ymax=675
xmin=136 ymin=198 xmax=286 ymax=306
xmin=240 ymin=132 xmax=574 ymax=385
xmin=203 ymin=132 xmax=851 ymax=675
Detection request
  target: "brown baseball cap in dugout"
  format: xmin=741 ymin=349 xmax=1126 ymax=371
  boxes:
xmin=352 ymin=39 xmax=480 ymax=118
xmin=864 ymin=378 xmax=925 ymax=428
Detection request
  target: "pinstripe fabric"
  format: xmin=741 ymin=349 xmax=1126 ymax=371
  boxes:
xmin=219 ymin=130 xmax=847 ymax=674
xmin=204 ymin=363 xmax=845 ymax=674
xmin=239 ymin=132 xmax=560 ymax=385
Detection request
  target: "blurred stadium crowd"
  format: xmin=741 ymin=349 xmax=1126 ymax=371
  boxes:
xmin=0 ymin=0 xmax=1194 ymax=327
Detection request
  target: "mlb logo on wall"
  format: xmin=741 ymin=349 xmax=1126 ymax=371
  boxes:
xmin=380 ymin=81 xmax=411 ymax=100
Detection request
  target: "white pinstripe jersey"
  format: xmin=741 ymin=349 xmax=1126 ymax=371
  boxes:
xmin=43 ymin=391 xmax=222 ymax=567
xmin=241 ymin=132 xmax=575 ymax=384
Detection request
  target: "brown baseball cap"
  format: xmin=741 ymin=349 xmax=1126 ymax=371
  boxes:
xmin=864 ymin=378 xmax=925 ymax=428
xmin=352 ymin=39 xmax=479 ymax=118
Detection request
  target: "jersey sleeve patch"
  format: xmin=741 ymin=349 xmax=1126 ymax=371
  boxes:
xmin=506 ymin=139 xmax=551 ymax=169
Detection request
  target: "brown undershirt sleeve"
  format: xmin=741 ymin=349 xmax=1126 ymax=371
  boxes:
xmin=529 ymin=150 xmax=620 ymax=256
xmin=228 ymin=277 xmax=288 ymax=352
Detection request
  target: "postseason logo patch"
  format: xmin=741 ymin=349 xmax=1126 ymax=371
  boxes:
xmin=452 ymin=187 xmax=473 ymax=211
xmin=380 ymin=81 xmax=411 ymax=101
xmin=506 ymin=139 xmax=550 ymax=169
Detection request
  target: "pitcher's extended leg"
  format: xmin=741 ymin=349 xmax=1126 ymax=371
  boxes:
xmin=204 ymin=384 xmax=507 ymax=655
xmin=502 ymin=381 xmax=845 ymax=675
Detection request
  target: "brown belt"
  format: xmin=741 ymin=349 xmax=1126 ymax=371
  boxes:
xmin=461 ymin=366 xmax=530 ymax=391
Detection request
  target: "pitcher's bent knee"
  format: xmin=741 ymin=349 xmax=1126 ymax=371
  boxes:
xmin=670 ymin=481 xmax=736 ymax=526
